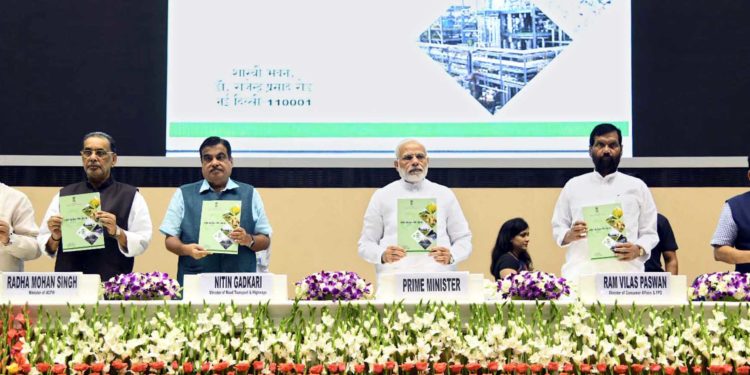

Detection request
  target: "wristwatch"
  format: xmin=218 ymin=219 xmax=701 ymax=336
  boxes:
xmin=114 ymin=226 xmax=122 ymax=237
xmin=637 ymin=245 xmax=645 ymax=257
xmin=247 ymin=233 xmax=255 ymax=249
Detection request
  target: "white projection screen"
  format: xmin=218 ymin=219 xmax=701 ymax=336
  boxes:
xmin=167 ymin=0 xmax=631 ymax=159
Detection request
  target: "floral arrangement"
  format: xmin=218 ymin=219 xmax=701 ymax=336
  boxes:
xmin=497 ymin=271 xmax=570 ymax=300
xmin=102 ymin=271 xmax=181 ymax=300
xmin=690 ymin=271 xmax=750 ymax=301
xmin=6 ymin=302 xmax=750 ymax=375
xmin=295 ymin=270 xmax=374 ymax=301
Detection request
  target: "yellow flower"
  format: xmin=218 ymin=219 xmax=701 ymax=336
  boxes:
xmin=612 ymin=207 xmax=623 ymax=218
xmin=89 ymin=197 xmax=101 ymax=208
xmin=426 ymin=202 xmax=437 ymax=214
xmin=7 ymin=362 xmax=19 ymax=375
xmin=230 ymin=205 xmax=241 ymax=215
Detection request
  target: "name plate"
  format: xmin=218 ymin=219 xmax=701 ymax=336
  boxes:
xmin=0 ymin=272 xmax=100 ymax=304
xmin=199 ymin=273 xmax=274 ymax=298
xmin=595 ymin=272 xmax=671 ymax=300
xmin=394 ymin=272 xmax=469 ymax=300
xmin=183 ymin=273 xmax=287 ymax=303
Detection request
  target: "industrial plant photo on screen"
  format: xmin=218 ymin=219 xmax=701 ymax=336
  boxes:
xmin=418 ymin=0 xmax=614 ymax=114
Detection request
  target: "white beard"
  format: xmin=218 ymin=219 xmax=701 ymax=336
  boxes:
xmin=398 ymin=165 xmax=428 ymax=183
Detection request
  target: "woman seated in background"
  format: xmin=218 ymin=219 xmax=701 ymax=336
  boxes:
xmin=490 ymin=217 xmax=533 ymax=279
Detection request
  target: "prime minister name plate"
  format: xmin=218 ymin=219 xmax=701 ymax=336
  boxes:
xmin=183 ymin=273 xmax=287 ymax=302
xmin=0 ymin=272 xmax=99 ymax=304
xmin=393 ymin=272 xmax=470 ymax=301
xmin=580 ymin=272 xmax=687 ymax=304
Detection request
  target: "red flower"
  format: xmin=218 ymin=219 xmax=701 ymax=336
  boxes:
xmin=72 ymin=363 xmax=90 ymax=373
xmin=295 ymin=364 xmax=306 ymax=374
xmin=151 ymin=361 xmax=166 ymax=371
xmin=516 ymin=363 xmax=529 ymax=374
xmin=328 ymin=364 xmax=340 ymax=374
xmin=503 ymin=364 xmax=516 ymax=374
xmin=596 ymin=364 xmax=608 ymax=374
xmin=172 ymin=361 xmax=180 ymax=371
xmin=7 ymin=328 xmax=18 ymax=340
xmin=372 ymin=364 xmax=384 ymax=374
xmin=21 ymin=363 xmax=31 ymax=373
xmin=228 ymin=372 xmax=236 ymax=375
xmin=386 ymin=362 xmax=397 ymax=371
xmin=547 ymin=363 xmax=559 ymax=372
xmin=724 ymin=365 xmax=733 ymax=374
xmin=310 ymin=365 xmax=324 ymax=375
xmin=530 ymin=364 xmax=543 ymax=374
xmin=36 ymin=363 xmax=51 ymax=373
xmin=632 ymin=364 xmax=645 ymax=374
xmin=202 ymin=362 xmax=212 ymax=373
xmin=692 ymin=366 xmax=703 ymax=375
xmin=650 ymin=365 xmax=662 ymax=373
xmin=434 ymin=363 xmax=447 ymax=374
xmin=488 ymin=362 xmax=499 ymax=372
xmin=131 ymin=362 xmax=148 ymax=373
xmin=235 ymin=362 xmax=250 ymax=372
xmin=678 ymin=366 xmax=688 ymax=375
xmin=401 ymin=363 xmax=415 ymax=373
xmin=111 ymin=360 xmax=128 ymax=371
xmin=338 ymin=363 xmax=347 ymax=373
xmin=253 ymin=361 xmax=265 ymax=372
xmin=416 ymin=362 xmax=429 ymax=372
xmin=91 ymin=363 xmax=105 ymax=373
xmin=467 ymin=363 xmax=482 ymax=373
xmin=450 ymin=364 xmax=464 ymax=374
xmin=215 ymin=361 xmax=231 ymax=372
xmin=737 ymin=366 xmax=750 ymax=375
xmin=579 ymin=364 xmax=592 ymax=374
xmin=279 ymin=363 xmax=294 ymax=373
xmin=355 ymin=364 xmax=366 ymax=374
xmin=664 ymin=367 xmax=676 ymax=375
xmin=270 ymin=363 xmax=277 ymax=373
xmin=614 ymin=365 xmax=629 ymax=374
xmin=708 ymin=365 xmax=725 ymax=374
xmin=560 ymin=373 xmax=568 ymax=375
xmin=13 ymin=313 xmax=25 ymax=325
xmin=183 ymin=362 xmax=195 ymax=374
xmin=563 ymin=363 xmax=573 ymax=373
xmin=51 ymin=364 xmax=67 ymax=375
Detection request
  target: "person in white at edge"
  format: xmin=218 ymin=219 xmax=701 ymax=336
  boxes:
xmin=358 ymin=139 xmax=472 ymax=278
xmin=551 ymin=123 xmax=658 ymax=280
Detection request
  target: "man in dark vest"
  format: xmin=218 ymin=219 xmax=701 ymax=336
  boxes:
xmin=159 ymin=136 xmax=272 ymax=286
xmin=712 ymin=156 xmax=750 ymax=271
xmin=39 ymin=132 xmax=153 ymax=281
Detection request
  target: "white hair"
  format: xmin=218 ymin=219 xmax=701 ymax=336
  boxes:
xmin=394 ymin=138 xmax=426 ymax=159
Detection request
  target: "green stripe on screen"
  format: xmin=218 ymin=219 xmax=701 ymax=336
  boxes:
xmin=169 ymin=121 xmax=629 ymax=138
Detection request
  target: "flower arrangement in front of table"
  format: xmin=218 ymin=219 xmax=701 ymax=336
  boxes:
xmin=9 ymin=301 xmax=750 ymax=375
xmin=295 ymin=270 xmax=374 ymax=301
xmin=102 ymin=271 xmax=181 ymax=300
xmin=690 ymin=271 xmax=750 ymax=301
xmin=496 ymin=270 xmax=571 ymax=300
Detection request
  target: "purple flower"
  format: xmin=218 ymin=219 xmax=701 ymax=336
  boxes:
xmin=497 ymin=271 xmax=570 ymax=300
xmin=295 ymin=270 xmax=373 ymax=301
xmin=103 ymin=271 xmax=181 ymax=300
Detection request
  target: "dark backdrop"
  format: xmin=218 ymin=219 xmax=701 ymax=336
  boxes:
xmin=1 ymin=1 xmax=748 ymax=158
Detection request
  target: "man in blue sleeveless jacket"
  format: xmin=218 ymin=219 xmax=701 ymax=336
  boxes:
xmin=160 ymin=136 xmax=272 ymax=286
xmin=712 ymin=156 xmax=750 ymax=272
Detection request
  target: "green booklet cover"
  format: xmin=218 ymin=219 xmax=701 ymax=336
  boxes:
xmin=199 ymin=200 xmax=242 ymax=254
xmin=59 ymin=192 xmax=104 ymax=252
xmin=582 ymin=203 xmax=626 ymax=260
xmin=397 ymin=198 xmax=437 ymax=253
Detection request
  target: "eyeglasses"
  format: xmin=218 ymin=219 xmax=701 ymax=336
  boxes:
xmin=400 ymin=153 xmax=427 ymax=161
xmin=80 ymin=149 xmax=113 ymax=158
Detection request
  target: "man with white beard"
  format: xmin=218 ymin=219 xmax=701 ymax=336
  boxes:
xmin=358 ymin=139 xmax=472 ymax=277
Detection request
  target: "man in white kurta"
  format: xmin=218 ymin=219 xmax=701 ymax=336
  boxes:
xmin=358 ymin=140 xmax=472 ymax=277
xmin=551 ymin=124 xmax=658 ymax=280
